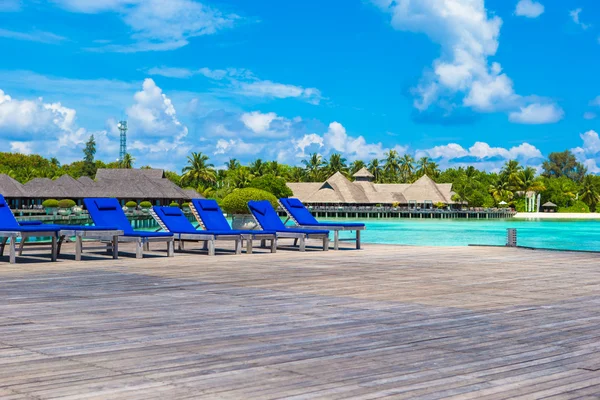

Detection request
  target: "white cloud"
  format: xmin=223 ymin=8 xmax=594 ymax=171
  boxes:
xmin=515 ymin=0 xmax=544 ymax=18
xmin=54 ymin=0 xmax=239 ymax=52
xmin=241 ymin=111 xmax=278 ymax=134
xmin=371 ymin=0 xmax=561 ymax=124
xmin=508 ymin=103 xmax=564 ymax=124
xmin=322 ymin=122 xmax=407 ymax=161
xmin=10 ymin=142 xmax=33 ymax=154
xmin=584 ymin=112 xmax=597 ymax=120
xmin=572 ymin=130 xmax=600 ymax=174
xmin=0 ymin=28 xmax=66 ymax=44
xmin=126 ymin=78 xmax=188 ymax=140
xmin=570 ymin=8 xmax=591 ymax=30
xmin=150 ymin=66 xmax=323 ymax=104
xmin=294 ymin=134 xmax=323 ymax=158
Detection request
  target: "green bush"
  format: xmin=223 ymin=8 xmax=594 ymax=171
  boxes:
xmin=181 ymin=202 xmax=190 ymax=208
xmin=248 ymin=174 xmax=293 ymax=199
xmin=139 ymin=201 xmax=152 ymax=208
xmin=221 ymin=188 xmax=278 ymax=214
xmin=57 ymin=199 xmax=76 ymax=208
xmin=169 ymin=201 xmax=180 ymax=207
xmin=42 ymin=199 xmax=59 ymax=208
xmin=125 ymin=201 xmax=138 ymax=208
xmin=559 ymin=200 xmax=590 ymax=213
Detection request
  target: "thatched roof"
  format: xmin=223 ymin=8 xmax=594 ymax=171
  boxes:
xmin=25 ymin=175 xmax=86 ymax=198
xmin=77 ymin=176 xmax=95 ymax=186
xmin=353 ymin=167 xmax=374 ymax=179
xmin=287 ymin=173 xmax=455 ymax=205
xmin=182 ymin=188 xmax=204 ymax=200
xmin=542 ymin=201 xmax=557 ymax=207
xmin=0 ymin=174 xmax=26 ymax=197
xmin=95 ymin=168 xmax=165 ymax=180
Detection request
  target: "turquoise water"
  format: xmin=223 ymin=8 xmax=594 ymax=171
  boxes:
xmin=324 ymin=218 xmax=600 ymax=252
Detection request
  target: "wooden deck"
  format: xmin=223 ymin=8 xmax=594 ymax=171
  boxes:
xmin=1 ymin=242 xmax=600 ymax=399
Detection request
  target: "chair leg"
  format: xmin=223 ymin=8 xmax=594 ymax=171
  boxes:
xmin=143 ymin=242 xmax=150 ymax=252
xmin=235 ymin=239 xmax=242 ymax=255
xmin=293 ymin=238 xmax=298 ymax=247
xmin=260 ymin=239 xmax=266 ymax=248
xmin=356 ymin=230 xmax=361 ymax=250
xmin=271 ymin=238 xmax=277 ymax=253
xmin=9 ymin=237 xmax=16 ymax=264
xmin=333 ymin=230 xmax=339 ymax=251
xmin=323 ymin=236 xmax=329 ymax=252
xmin=136 ymin=239 xmax=143 ymax=259
xmin=208 ymin=240 xmax=215 ymax=256
xmin=18 ymin=235 xmax=26 ymax=256
xmin=167 ymin=240 xmax=174 ymax=257
xmin=112 ymin=236 xmax=119 ymax=259
xmin=57 ymin=236 xmax=65 ymax=257
xmin=299 ymin=236 xmax=306 ymax=252
xmin=246 ymin=238 xmax=253 ymax=254
xmin=0 ymin=237 xmax=7 ymax=256
xmin=51 ymin=236 xmax=57 ymax=262
xmin=75 ymin=236 xmax=83 ymax=261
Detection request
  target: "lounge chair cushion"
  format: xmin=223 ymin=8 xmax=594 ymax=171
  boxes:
xmin=249 ymin=200 xmax=328 ymax=235
xmin=280 ymin=198 xmax=319 ymax=225
xmin=191 ymin=199 xmax=233 ymax=231
xmin=153 ymin=206 xmax=200 ymax=234
xmin=84 ymin=198 xmax=136 ymax=233
xmin=94 ymin=198 xmax=118 ymax=211
xmin=161 ymin=207 xmax=184 ymax=217
xmin=0 ymin=225 xmax=61 ymax=233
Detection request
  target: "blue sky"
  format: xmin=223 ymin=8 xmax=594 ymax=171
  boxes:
xmin=0 ymin=0 xmax=599 ymax=173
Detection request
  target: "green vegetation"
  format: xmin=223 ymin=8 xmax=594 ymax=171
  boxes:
xmin=3 ymin=141 xmax=600 ymax=212
xmin=221 ymin=188 xmax=278 ymax=214
xmin=139 ymin=201 xmax=152 ymax=208
xmin=42 ymin=199 xmax=59 ymax=208
xmin=125 ymin=201 xmax=138 ymax=208
xmin=248 ymin=174 xmax=293 ymax=199
xmin=169 ymin=201 xmax=180 ymax=207
xmin=181 ymin=202 xmax=190 ymax=208
xmin=57 ymin=199 xmax=76 ymax=209
xmin=559 ymin=200 xmax=590 ymax=213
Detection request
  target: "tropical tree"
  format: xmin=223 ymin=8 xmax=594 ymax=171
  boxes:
xmin=265 ymin=161 xmax=282 ymax=177
xmin=518 ymin=167 xmax=545 ymax=195
xmin=229 ymin=167 xmax=254 ymax=189
xmin=349 ymin=160 xmax=366 ymax=175
xmin=416 ymin=157 xmax=439 ymax=178
xmin=488 ymin=178 xmax=514 ymax=204
xmin=368 ymin=158 xmax=384 ymax=183
xmin=325 ymin=153 xmax=348 ymax=176
xmin=249 ymin=159 xmax=267 ymax=176
xmin=302 ymin=153 xmax=325 ymax=181
xmin=399 ymin=154 xmax=415 ymax=182
xmin=579 ymin=175 xmax=600 ymax=211
xmin=383 ymin=150 xmax=401 ymax=181
xmin=181 ymin=152 xmax=215 ymax=186
xmin=501 ymin=160 xmax=523 ymax=190
xmin=542 ymin=150 xmax=587 ymax=182
xmin=225 ymin=159 xmax=240 ymax=171
xmin=120 ymin=153 xmax=134 ymax=169
xmin=288 ymin=166 xmax=306 ymax=183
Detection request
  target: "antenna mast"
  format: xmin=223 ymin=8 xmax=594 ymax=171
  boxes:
xmin=117 ymin=120 xmax=127 ymax=162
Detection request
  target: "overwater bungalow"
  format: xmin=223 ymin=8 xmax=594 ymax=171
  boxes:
xmin=0 ymin=169 xmax=203 ymax=209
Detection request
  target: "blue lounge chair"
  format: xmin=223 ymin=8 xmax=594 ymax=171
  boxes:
xmin=247 ymin=200 xmax=329 ymax=252
xmin=0 ymin=195 xmax=124 ymax=263
xmin=152 ymin=206 xmax=243 ymax=255
xmin=189 ymin=199 xmax=277 ymax=254
xmin=84 ymin=198 xmax=174 ymax=259
xmin=279 ymin=198 xmax=366 ymax=250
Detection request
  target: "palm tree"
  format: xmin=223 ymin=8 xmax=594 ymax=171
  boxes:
xmin=416 ymin=157 xmax=437 ymax=177
xmin=266 ymin=161 xmax=281 ymax=176
xmin=383 ymin=150 xmax=400 ymax=181
xmin=399 ymin=154 xmax=415 ymax=182
xmin=501 ymin=160 xmax=523 ymax=190
xmin=325 ymin=153 xmax=348 ymax=176
xmin=288 ymin=166 xmax=306 ymax=182
xmin=368 ymin=158 xmax=383 ymax=183
xmin=488 ymin=178 xmax=514 ymax=204
xmin=195 ymin=184 xmax=215 ymax=198
xmin=518 ymin=167 xmax=545 ymax=195
xmin=121 ymin=153 xmax=134 ymax=169
xmin=224 ymin=159 xmax=240 ymax=171
xmin=249 ymin=159 xmax=266 ymax=176
xmin=230 ymin=167 xmax=253 ymax=189
xmin=580 ymin=175 xmax=600 ymax=211
xmin=181 ymin=152 xmax=216 ymax=187
xmin=349 ymin=160 xmax=366 ymax=175
xmin=302 ymin=153 xmax=325 ymax=182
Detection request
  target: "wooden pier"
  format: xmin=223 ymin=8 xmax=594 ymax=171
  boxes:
xmin=0 ymin=243 xmax=599 ymax=398
xmin=279 ymin=207 xmax=516 ymax=220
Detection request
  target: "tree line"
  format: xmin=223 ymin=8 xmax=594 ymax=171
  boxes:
xmin=1 ymin=135 xmax=599 ymax=212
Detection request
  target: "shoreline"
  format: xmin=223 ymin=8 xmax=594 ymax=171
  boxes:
xmin=513 ymin=212 xmax=600 ymax=220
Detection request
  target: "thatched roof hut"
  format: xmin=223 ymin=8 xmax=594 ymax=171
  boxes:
xmin=287 ymin=173 xmax=455 ymax=206
xmin=0 ymin=174 xmax=26 ymax=198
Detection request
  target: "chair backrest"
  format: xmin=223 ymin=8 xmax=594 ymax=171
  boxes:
xmin=190 ymin=199 xmax=231 ymax=231
xmin=83 ymin=198 xmax=133 ymax=233
xmin=152 ymin=206 xmax=197 ymax=233
xmin=279 ymin=198 xmax=318 ymax=225
xmin=247 ymin=200 xmax=286 ymax=230
xmin=0 ymin=194 xmax=19 ymax=229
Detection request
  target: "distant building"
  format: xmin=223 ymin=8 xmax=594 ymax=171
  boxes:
xmin=0 ymin=169 xmax=203 ymax=208
xmin=287 ymin=168 xmax=456 ymax=208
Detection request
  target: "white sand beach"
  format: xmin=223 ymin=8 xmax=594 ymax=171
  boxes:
xmin=514 ymin=212 xmax=600 ymax=219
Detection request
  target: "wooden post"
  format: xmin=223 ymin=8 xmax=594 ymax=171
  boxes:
xmin=246 ymin=238 xmax=253 ymax=254
xmin=112 ymin=236 xmax=119 ymax=259
xmin=270 ymin=238 xmax=277 ymax=253
xmin=76 ymin=235 xmax=83 ymax=261
xmin=9 ymin=236 xmax=16 ymax=264
xmin=208 ymin=240 xmax=215 ymax=256
xmin=135 ymin=239 xmax=143 ymax=259
xmin=334 ymin=230 xmax=339 ymax=251
xmin=167 ymin=240 xmax=174 ymax=257
xmin=299 ymin=236 xmax=306 ymax=252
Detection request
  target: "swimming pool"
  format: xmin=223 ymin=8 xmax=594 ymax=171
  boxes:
xmin=326 ymin=218 xmax=600 ymax=252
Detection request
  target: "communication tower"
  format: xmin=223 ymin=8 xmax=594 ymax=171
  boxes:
xmin=117 ymin=121 xmax=127 ymax=162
